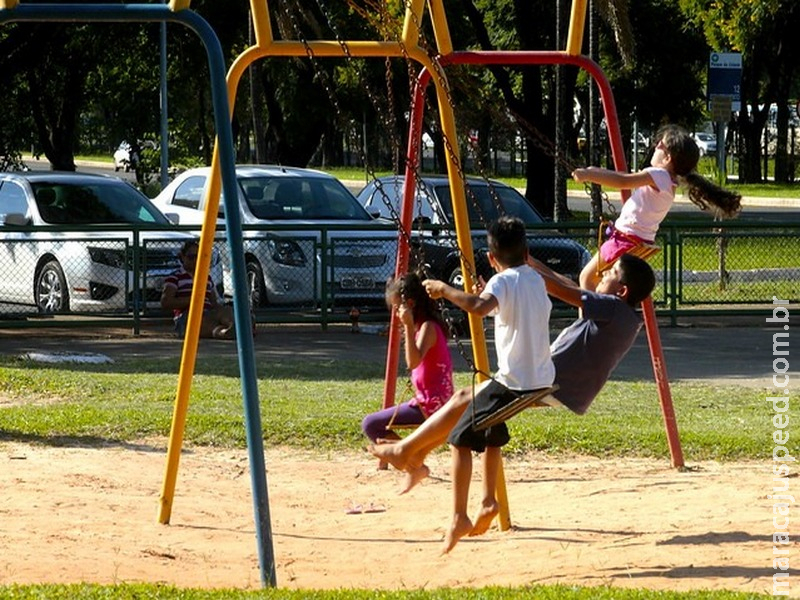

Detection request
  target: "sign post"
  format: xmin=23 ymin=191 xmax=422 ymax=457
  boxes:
xmin=707 ymin=52 xmax=742 ymax=177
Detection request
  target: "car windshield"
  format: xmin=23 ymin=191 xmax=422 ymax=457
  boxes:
xmin=240 ymin=176 xmax=373 ymax=221
xmin=32 ymin=180 xmax=168 ymax=225
xmin=432 ymin=182 xmax=546 ymax=226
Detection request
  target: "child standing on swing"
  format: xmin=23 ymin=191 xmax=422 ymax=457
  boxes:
xmin=361 ymin=272 xmax=454 ymax=444
xmin=419 ymin=216 xmax=555 ymax=554
xmin=573 ymin=123 xmax=741 ymax=291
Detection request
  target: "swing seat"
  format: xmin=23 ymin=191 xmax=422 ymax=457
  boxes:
xmin=625 ymin=242 xmax=661 ymax=262
xmin=473 ymin=385 xmax=560 ymax=431
xmin=597 ymin=242 xmax=661 ymax=274
xmin=387 ymin=422 xmax=420 ymax=431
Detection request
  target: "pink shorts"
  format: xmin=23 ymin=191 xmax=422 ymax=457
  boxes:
xmin=599 ymin=229 xmax=652 ymax=265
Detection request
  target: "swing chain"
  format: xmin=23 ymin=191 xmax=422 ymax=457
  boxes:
xmin=286 ymin=0 xmax=422 ymax=262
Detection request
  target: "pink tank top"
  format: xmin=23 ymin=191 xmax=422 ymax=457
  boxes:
xmin=409 ymin=321 xmax=454 ymax=417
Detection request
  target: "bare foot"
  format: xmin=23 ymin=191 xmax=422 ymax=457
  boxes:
xmin=442 ymin=513 xmax=473 ymax=554
xmin=399 ymin=464 xmax=429 ymax=495
xmin=367 ymin=442 xmax=408 ymax=471
xmin=375 ymin=435 xmax=400 ymax=445
xmin=469 ymin=501 xmax=499 ymax=537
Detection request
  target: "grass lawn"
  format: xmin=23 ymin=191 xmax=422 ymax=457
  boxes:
xmin=0 ymin=354 xmax=782 ymax=461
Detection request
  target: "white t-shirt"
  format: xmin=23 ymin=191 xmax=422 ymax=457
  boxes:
xmin=614 ymin=167 xmax=675 ymax=241
xmin=483 ymin=264 xmax=555 ymax=391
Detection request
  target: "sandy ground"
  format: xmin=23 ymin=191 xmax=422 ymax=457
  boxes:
xmin=0 ymin=439 xmax=784 ymax=595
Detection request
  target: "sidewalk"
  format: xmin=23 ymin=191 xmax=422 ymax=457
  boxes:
xmin=2 ymin=317 xmax=796 ymax=389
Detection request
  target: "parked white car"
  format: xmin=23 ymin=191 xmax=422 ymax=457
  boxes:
xmin=152 ymin=165 xmax=396 ymax=308
xmin=0 ymin=172 xmax=222 ymax=314
xmin=693 ymin=132 xmax=717 ymax=156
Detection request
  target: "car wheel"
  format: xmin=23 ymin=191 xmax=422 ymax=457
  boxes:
xmin=246 ymin=259 xmax=268 ymax=308
xmin=35 ymin=260 xmax=69 ymax=313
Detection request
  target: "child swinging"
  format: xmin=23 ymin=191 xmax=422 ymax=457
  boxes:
xmin=573 ymin=124 xmax=742 ymax=291
xmin=361 ymin=272 xmax=454 ymax=443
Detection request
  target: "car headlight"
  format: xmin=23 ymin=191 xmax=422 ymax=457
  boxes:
xmin=267 ymin=238 xmax=306 ymax=267
xmin=88 ymin=246 xmax=127 ymax=269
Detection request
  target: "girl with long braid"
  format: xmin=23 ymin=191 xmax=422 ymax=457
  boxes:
xmin=573 ymin=124 xmax=741 ymax=291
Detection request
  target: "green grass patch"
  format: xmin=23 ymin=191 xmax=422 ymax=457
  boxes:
xmin=680 ymin=233 xmax=800 ymax=270
xmin=0 ymin=354 xmax=784 ymax=462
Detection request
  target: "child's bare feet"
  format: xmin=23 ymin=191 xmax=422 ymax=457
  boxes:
xmin=375 ymin=435 xmax=400 ymax=444
xmin=399 ymin=464 xmax=429 ymax=495
xmin=442 ymin=513 xmax=473 ymax=554
xmin=469 ymin=501 xmax=499 ymax=537
xmin=367 ymin=443 xmax=408 ymax=471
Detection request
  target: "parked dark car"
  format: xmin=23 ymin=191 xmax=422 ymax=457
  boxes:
xmin=356 ymin=175 xmax=591 ymax=287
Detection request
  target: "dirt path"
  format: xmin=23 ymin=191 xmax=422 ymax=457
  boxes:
xmin=0 ymin=441 xmax=778 ymax=595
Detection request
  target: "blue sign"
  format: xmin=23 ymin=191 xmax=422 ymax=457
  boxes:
xmin=708 ymin=52 xmax=742 ymax=111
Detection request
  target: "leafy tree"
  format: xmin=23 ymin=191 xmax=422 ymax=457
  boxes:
xmin=680 ymin=0 xmax=800 ymax=182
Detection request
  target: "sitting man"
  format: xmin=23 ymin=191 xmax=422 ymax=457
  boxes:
xmin=160 ymin=240 xmax=235 ymax=340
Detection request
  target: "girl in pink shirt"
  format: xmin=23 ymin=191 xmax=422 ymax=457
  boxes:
xmin=573 ymin=124 xmax=741 ymax=291
xmin=361 ymin=272 xmax=454 ymax=443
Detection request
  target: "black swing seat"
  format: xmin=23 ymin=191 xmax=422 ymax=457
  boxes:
xmin=473 ymin=385 xmax=560 ymax=431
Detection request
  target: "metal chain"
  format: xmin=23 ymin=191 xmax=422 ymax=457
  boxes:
xmin=284 ymin=0 xmax=422 ymax=261
xmin=509 ymin=102 xmax=617 ymax=220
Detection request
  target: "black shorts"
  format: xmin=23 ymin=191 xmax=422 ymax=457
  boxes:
xmin=447 ymin=379 xmax=522 ymax=453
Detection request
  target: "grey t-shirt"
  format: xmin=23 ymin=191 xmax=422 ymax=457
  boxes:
xmin=551 ymin=291 xmax=642 ymax=414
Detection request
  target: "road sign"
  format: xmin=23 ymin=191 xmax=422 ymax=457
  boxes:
xmin=708 ymin=52 xmax=742 ymax=111
xmin=710 ymin=96 xmax=733 ymax=123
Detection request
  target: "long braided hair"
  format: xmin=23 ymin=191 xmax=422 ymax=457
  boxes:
xmin=658 ymin=124 xmax=742 ymax=218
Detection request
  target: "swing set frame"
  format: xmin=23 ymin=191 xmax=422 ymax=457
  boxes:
xmin=165 ymin=0 xmax=683 ymax=546
xmin=0 ymin=0 xmax=686 ymax=588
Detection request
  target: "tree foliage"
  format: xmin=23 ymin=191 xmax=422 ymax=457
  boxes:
xmin=0 ymin=0 xmax=796 ymax=190
xmin=680 ymin=0 xmax=800 ymax=182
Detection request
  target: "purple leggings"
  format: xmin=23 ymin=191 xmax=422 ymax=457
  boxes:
xmin=361 ymin=401 xmax=425 ymax=442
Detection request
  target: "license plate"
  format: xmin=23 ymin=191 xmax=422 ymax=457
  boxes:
xmin=340 ymin=276 xmax=375 ymax=290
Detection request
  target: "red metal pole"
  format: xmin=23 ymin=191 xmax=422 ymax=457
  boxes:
xmin=641 ymin=297 xmax=685 ymax=467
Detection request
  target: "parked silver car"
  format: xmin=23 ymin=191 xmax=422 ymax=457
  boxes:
xmin=152 ymin=165 xmax=396 ymax=307
xmin=0 ymin=172 xmax=222 ymax=314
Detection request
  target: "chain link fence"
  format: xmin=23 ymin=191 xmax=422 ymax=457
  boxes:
xmin=0 ymin=221 xmax=796 ymax=330
xmin=0 ymin=223 xmax=398 ymax=330
xmin=553 ymin=220 xmax=800 ymax=318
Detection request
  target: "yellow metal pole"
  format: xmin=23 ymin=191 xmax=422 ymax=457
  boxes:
xmin=168 ymin=0 xmax=191 ymax=12
xmin=159 ymin=0 xmax=512 ymax=528
xmin=157 ymin=145 xmax=223 ymax=524
xmin=159 ymin=53 xmax=247 ymax=525
xmin=401 ymin=0 xmax=425 ymax=48
xmin=565 ymin=0 xmax=588 ymax=55
xmin=427 ymin=0 xmax=454 ymax=55
xmin=251 ymin=0 xmax=271 ymax=47
xmin=432 ymin=70 xmax=514 ymax=530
